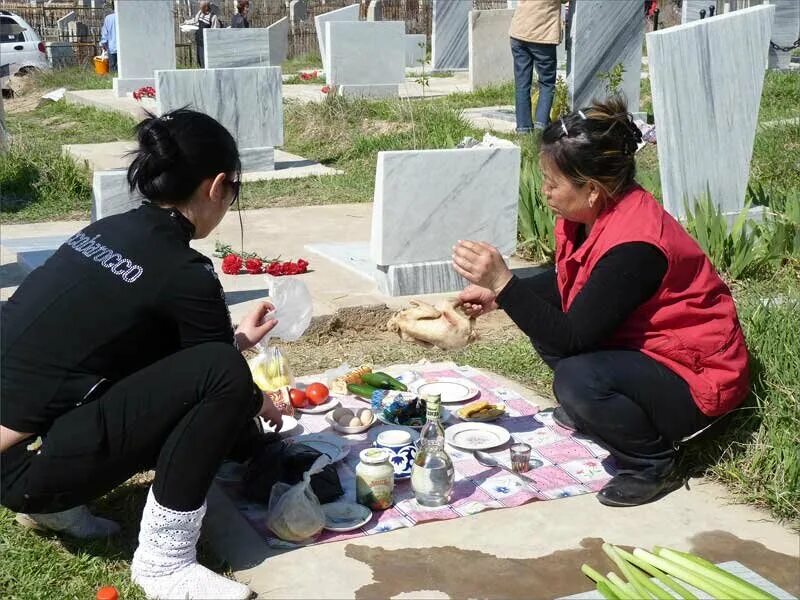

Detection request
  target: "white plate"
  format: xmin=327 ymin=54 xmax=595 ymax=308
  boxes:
xmin=259 ymin=414 xmax=301 ymax=437
xmin=410 ymin=377 xmax=480 ymax=404
xmin=291 ymin=433 xmax=350 ymax=463
xmin=444 ymin=422 xmax=511 ymax=451
xmin=325 ymin=411 xmax=377 ymax=434
xmin=322 ymin=502 xmax=372 ymax=532
xmin=456 ymin=403 xmax=506 ymax=423
xmin=367 ymin=424 xmax=420 ymax=444
xmin=295 ymin=398 xmax=341 ymax=414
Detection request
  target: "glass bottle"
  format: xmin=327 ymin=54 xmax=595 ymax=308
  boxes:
xmin=411 ymin=394 xmax=454 ymax=506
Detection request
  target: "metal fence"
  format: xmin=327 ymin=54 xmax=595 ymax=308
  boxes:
xmin=2 ymin=0 xmax=508 ymax=65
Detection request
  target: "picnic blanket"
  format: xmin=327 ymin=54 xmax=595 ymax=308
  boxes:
xmin=217 ymin=364 xmax=617 ymax=548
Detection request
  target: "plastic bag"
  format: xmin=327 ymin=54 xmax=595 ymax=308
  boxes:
xmin=260 ymin=276 xmax=313 ymax=347
xmin=249 ymin=346 xmax=294 ymax=392
xmin=266 ymin=454 xmax=330 ymax=543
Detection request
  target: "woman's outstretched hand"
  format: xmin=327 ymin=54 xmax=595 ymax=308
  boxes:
xmin=235 ymin=301 xmax=278 ymax=351
xmin=452 ymin=240 xmax=513 ymax=295
xmin=259 ymin=394 xmax=283 ymax=433
xmin=458 ymin=285 xmax=499 ymax=318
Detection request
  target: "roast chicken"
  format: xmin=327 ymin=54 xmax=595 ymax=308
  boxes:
xmin=387 ymin=299 xmax=477 ymax=351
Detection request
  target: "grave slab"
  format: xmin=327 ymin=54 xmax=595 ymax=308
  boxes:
xmin=405 ymin=34 xmax=427 ymax=68
xmin=314 ymin=3 xmax=360 ymax=73
xmin=568 ymin=0 xmax=644 ymax=112
xmin=203 ymin=28 xmax=272 ymax=69
xmin=92 ymin=170 xmax=143 ymax=221
xmin=647 ymin=4 xmax=774 ymax=219
xmin=432 ymin=0 xmax=470 ymax=71
xmin=267 ymin=17 xmax=289 ymax=67
xmin=326 ymin=21 xmax=405 ymax=97
xmin=371 ymin=146 xmax=520 ymax=266
xmin=114 ymin=0 xmax=175 ymax=98
xmin=682 ymin=0 xmax=714 ymax=23
xmin=468 ymin=8 xmax=515 ymax=91
xmin=768 ymin=0 xmax=800 ymax=70
xmin=155 ymin=66 xmax=283 ymax=172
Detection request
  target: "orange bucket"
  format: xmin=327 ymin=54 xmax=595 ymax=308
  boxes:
xmin=93 ymin=56 xmax=109 ymax=75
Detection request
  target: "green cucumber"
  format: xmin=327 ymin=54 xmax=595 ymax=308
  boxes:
xmin=347 ymin=383 xmax=379 ymax=398
xmin=361 ymin=372 xmax=407 ymax=391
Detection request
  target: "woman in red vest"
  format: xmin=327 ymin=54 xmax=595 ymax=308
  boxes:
xmin=453 ymin=98 xmax=749 ymax=507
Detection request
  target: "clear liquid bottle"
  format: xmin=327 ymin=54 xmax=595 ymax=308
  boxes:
xmin=411 ymin=394 xmax=454 ymax=506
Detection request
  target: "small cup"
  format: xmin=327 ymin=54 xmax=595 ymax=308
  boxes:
xmin=374 ymin=430 xmax=417 ymax=479
xmin=510 ymin=442 xmax=532 ymax=473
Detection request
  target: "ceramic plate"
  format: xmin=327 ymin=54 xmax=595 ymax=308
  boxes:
xmin=367 ymin=424 xmax=420 ymax=444
xmin=325 ymin=411 xmax=377 ymax=434
xmin=295 ymin=398 xmax=341 ymax=414
xmin=291 ymin=433 xmax=350 ymax=463
xmin=456 ymin=403 xmax=506 ymax=423
xmin=410 ymin=377 xmax=480 ymax=404
xmin=444 ymin=422 xmax=511 ymax=451
xmin=322 ymin=502 xmax=372 ymax=532
xmin=259 ymin=415 xmax=301 ymax=437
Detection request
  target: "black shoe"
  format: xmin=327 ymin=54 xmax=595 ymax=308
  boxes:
xmin=597 ymin=472 xmax=684 ymax=507
xmin=552 ymin=406 xmax=578 ymax=432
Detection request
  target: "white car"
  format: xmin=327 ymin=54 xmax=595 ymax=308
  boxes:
xmin=1 ymin=10 xmax=50 ymax=89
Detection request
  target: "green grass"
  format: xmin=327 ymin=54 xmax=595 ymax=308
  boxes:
xmin=0 ymin=102 xmax=136 ymax=223
xmin=750 ymin=121 xmax=800 ymax=193
xmin=758 ymin=71 xmax=800 ymax=123
xmin=30 ymin=66 xmax=113 ymax=91
xmin=282 ymin=53 xmax=323 ymax=73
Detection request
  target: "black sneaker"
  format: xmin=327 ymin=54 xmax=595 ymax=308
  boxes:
xmin=597 ymin=472 xmax=684 ymax=507
xmin=552 ymin=406 xmax=577 ymax=431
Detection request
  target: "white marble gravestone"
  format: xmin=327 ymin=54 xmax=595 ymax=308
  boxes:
xmin=314 ymin=3 xmax=360 ymax=73
xmin=325 ymin=21 xmax=405 ymax=98
xmin=468 ymin=9 xmax=515 ymax=91
xmin=370 ymin=145 xmax=520 ymax=295
xmin=57 ymin=11 xmax=77 ymax=33
xmin=114 ymin=0 xmax=176 ymax=98
xmin=568 ymin=0 xmax=644 ymax=113
xmin=289 ymin=0 xmax=307 ymax=25
xmin=367 ymin=0 xmax=382 ymax=22
xmin=155 ymin=67 xmax=284 ymax=173
xmin=647 ymin=5 xmax=774 ymax=220
xmin=768 ymin=0 xmax=800 ymax=70
xmin=267 ymin=17 xmax=289 ymax=67
xmin=406 ymin=34 xmax=426 ymax=68
xmin=432 ymin=0 xmax=470 ymax=71
xmin=682 ymin=0 xmax=718 ymax=23
xmin=92 ymin=170 xmax=143 ymax=221
xmin=203 ymin=28 xmax=271 ymax=69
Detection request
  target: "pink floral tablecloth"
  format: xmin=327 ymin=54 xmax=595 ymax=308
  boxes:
xmin=218 ymin=364 xmax=616 ymax=548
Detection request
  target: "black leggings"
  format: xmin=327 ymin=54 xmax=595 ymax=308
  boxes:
xmin=1 ymin=343 xmax=261 ymax=513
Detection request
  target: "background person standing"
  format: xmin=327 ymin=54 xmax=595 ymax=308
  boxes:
xmin=184 ymin=1 xmax=221 ymax=68
xmin=231 ymin=0 xmax=250 ymax=28
xmin=509 ymin=0 xmax=562 ymax=134
xmin=100 ymin=2 xmax=117 ymax=73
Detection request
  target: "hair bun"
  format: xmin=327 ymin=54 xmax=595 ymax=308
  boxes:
xmin=138 ymin=117 xmax=181 ymax=168
xmin=621 ymin=115 xmax=643 ymax=155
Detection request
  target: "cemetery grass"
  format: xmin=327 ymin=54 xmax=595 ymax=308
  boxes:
xmin=282 ymin=53 xmax=323 ymax=73
xmin=29 ymin=66 xmax=113 ymax=92
xmin=0 ymin=102 xmax=136 ymax=223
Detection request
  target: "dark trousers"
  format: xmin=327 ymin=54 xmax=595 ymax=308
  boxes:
xmin=1 ymin=343 xmax=261 ymax=514
xmin=108 ymin=52 xmax=118 ymax=73
xmin=510 ymin=37 xmax=557 ymax=132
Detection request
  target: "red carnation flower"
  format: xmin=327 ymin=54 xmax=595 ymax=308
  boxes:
xmin=245 ymin=257 xmax=263 ymax=275
xmin=221 ymin=254 xmax=243 ymax=275
xmin=296 ymin=258 xmax=309 ymax=273
xmin=266 ymin=261 xmax=283 ymax=276
xmin=321 ymin=85 xmax=331 ymax=94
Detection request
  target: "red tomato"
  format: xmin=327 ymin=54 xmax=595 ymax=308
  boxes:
xmin=289 ymin=388 xmax=307 ymax=408
xmin=305 ymin=383 xmax=329 ymax=405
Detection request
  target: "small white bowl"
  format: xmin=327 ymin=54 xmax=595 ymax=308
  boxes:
xmin=325 ymin=411 xmax=377 ymax=434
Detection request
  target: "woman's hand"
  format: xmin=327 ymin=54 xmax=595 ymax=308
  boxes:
xmin=458 ymin=285 xmax=499 ymax=318
xmin=235 ymin=302 xmax=278 ymax=351
xmin=452 ymin=241 xmax=514 ymax=295
xmin=259 ymin=393 xmax=283 ymax=433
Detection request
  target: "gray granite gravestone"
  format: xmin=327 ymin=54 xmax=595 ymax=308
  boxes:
xmin=432 ymin=0 xmax=470 ymax=71
xmin=289 ymin=0 xmax=307 ymax=25
xmin=647 ymin=5 xmax=774 ymax=219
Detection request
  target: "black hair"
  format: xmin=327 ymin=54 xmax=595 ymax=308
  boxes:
xmin=540 ymin=96 xmax=643 ymax=204
xmin=127 ymin=108 xmax=241 ymax=206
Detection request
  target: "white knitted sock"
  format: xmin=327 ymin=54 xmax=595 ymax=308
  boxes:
xmin=131 ymin=488 xmax=251 ymax=600
xmin=19 ymin=505 xmax=120 ymax=538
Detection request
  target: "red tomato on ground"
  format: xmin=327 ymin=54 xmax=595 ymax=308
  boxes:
xmin=305 ymin=383 xmax=329 ymax=405
xmin=289 ymin=388 xmax=307 ymax=408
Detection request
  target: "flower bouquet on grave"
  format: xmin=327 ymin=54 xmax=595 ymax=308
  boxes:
xmin=213 ymin=241 xmax=309 ymax=276
xmin=132 ymin=86 xmax=156 ymax=101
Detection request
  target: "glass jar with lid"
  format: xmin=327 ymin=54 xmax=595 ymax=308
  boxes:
xmin=356 ymin=448 xmax=395 ymax=510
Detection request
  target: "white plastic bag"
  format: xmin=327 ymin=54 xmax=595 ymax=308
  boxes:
xmin=266 ymin=454 xmax=330 ymax=543
xmin=259 ymin=276 xmax=313 ymax=347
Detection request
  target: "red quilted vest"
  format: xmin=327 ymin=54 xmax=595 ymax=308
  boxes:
xmin=555 ymin=186 xmax=749 ymax=416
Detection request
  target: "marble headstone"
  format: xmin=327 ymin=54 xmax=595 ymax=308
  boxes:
xmin=66 ymin=20 xmax=89 ymax=42
xmin=267 ymin=17 xmax=289 ymax=66
xmin=647 ymin=5 xmax=774 ymax=219
xmin=289 ymin=0 xmax=307 ymax=25
xmin=468 ymin=9 xmax=515 ymax=91
xmin=314 ymin=3 xmax=360 ymax=73
xmin=367 ymin=0 xmax=382 ymax=22
xmin=431 ymin=0 xmax=470 ymax=71
xmin=406 ymin=34 xmax=426 ymax=68
xmin=92 ymin=170 xmax=143 ymax=222
xmin=768 ymin=0 xmax=800 ymax=70
xmin=682 ymin=0 xmax=717 ymax=23
xmin=57 ymin=11 xmax=77 ymax=33
xmin=203 ymin=28 xmax=271 ymax=69
xmin=568 ymin=0 xmax=644 ymax=112
xmin=370 ymin=145 xmax=520 ymax=295
xmin=325 ymin=21 xmax=405 ymax=98
xmin=155 ymin=66 xmax=284 ymax=172
xmin=114 ymin=0 xmax=176 ymax=98
xmin=46 ymin=42 xmax=76 ymax=68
